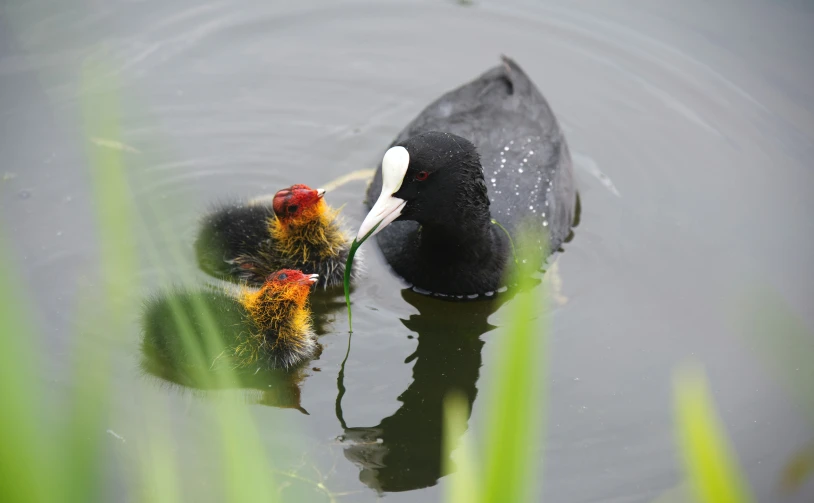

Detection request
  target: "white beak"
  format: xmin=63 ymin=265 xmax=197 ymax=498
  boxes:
xmin=316 ymin=188 xmax=325 ymax=198
xmin=356 ymin=145 xmax=411 ymax=241
xmin=357 ymin=195 xmax=406 ymax=240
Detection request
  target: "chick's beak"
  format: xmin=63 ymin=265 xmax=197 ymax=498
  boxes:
xmin=316 ymin=189 xmax=325 ymax=198
xmin=305 ymin=273 xmax=319 ymax=286
xmin=357 ymin=195 xmax=406 ymax=241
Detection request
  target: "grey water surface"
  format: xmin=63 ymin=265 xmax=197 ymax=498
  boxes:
xmin=2 ymin=0 xmax=813 ymax=501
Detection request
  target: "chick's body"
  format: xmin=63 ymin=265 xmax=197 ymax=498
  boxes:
xmin=142 ymin=270 xmax=319 ymax=371
xmin=195 ymin=185 xmax=358 ymax=289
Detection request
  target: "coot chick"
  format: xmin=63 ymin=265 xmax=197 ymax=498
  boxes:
xmin=142 ymin=269 xmax=320 ymax=370
xmin=358 ymin=56 xmax=577 ymax=296
xmin=195 ymin=184 xmax=357 ymax=289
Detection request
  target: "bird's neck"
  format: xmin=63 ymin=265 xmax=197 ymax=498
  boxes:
xmin=396 ymin=219 xmax=508 ymax=295
xmin=235 ymin=285 xmax=315 ymax=368
xmin=417 ymin=183 xmax=496 ymax=255
xmin=240 ymin=284 xmax=309 ymax=333
xmin=270 ymin=205 xmax=347 ymax=262
xmin=417 ymin=213 xmax=497 ymax=259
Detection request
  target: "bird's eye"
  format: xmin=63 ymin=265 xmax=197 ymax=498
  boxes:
xmin=287 ymin=205 xmax=298 ymax=213
xmin=277 ymin=273 xmax=288 ymax=280
xmin=415 ymin=171 xmax=429 ymax=181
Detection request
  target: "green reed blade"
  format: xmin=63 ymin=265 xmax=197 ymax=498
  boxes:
xmin=673 ymin=364 xmax=755 ymax=503
xmin=481 ymin=228 xmax=547 ymax=503
xmin=490 ymin=218 xmax=518 ymax=265
xmin=442 ymin=392 xmax=480 ymax=503
xmin=74 ymin=59 xmax=140 ymax=503
xmin=343 ymin=222 xmax=379 ymax=333
xmin=343 ymin=238 xmax=360 ymax=333
xmin=0 ymin=233 xmax=58 ymax=503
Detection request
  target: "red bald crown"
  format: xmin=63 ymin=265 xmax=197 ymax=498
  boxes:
xmin=272 ymin=184 xmax=323 ymax=220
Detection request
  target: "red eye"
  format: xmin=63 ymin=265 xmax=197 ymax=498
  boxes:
xmin=415 ymin=171 xmax=429 ymax=181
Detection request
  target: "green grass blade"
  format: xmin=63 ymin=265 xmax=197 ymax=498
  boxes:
xmin=343 ymin=223 xmax=378 ymax=333
xmin=343 ymin=238 xmax=360 ymax=332
xmin=0 ymin=233 xmax=57 ymax=503
xmin=64 ymin=59 xmax=141 ymax=503
xmin=481 ymin=230 xmax=547 ymax=503
xmin=137 ymin=396 xmax=181 ymax=503
xmin=443 ymin=392 xmax=480 ymax=503
xmin=212 ymin=403 xmax=277 ymax=502
xmin=490 ymin=219 xmax=517 ymax=265
xmin=673 ymin=364 xmax=755 ymax=503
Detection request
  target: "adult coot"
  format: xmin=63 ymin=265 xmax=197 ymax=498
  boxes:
xmin=358 ymin=56 xmax=577 ymax=297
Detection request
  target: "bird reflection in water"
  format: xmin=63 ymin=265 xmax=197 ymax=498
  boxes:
xmin=335 ymin=287 xmax=519 ymax=492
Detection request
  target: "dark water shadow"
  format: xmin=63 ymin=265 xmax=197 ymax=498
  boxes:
xmin=334 ymin=286 xmax=528 ymax=492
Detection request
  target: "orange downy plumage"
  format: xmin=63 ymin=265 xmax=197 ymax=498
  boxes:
xmin=234 ymin=273 xmax=315 ymax=367
xmin=269 ymin=198 xmax=347 ymax=263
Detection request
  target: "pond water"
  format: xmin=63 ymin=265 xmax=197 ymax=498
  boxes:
xmin=2 ymin=0 xmax=813 ymax=501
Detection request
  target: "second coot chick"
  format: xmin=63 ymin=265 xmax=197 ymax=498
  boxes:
xmin=142 ymin=269 xmax=320 ymax=370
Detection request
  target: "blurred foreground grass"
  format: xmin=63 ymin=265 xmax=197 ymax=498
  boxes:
xmin=442 ymin=231 xmax=547 ymax=503
xmin=673 ymin=365 xmax=755 ymax=503
xmin=1 ymin=63 xmax=809 ymax=503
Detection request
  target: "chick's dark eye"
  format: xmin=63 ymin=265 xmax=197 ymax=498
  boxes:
xmin=277 ymin=273 xmax=287 ymax=281
xmin=287 ymin=205 xmax=298 ymax=213
xmin=415 ymin=171 xmax=429 ymax=181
